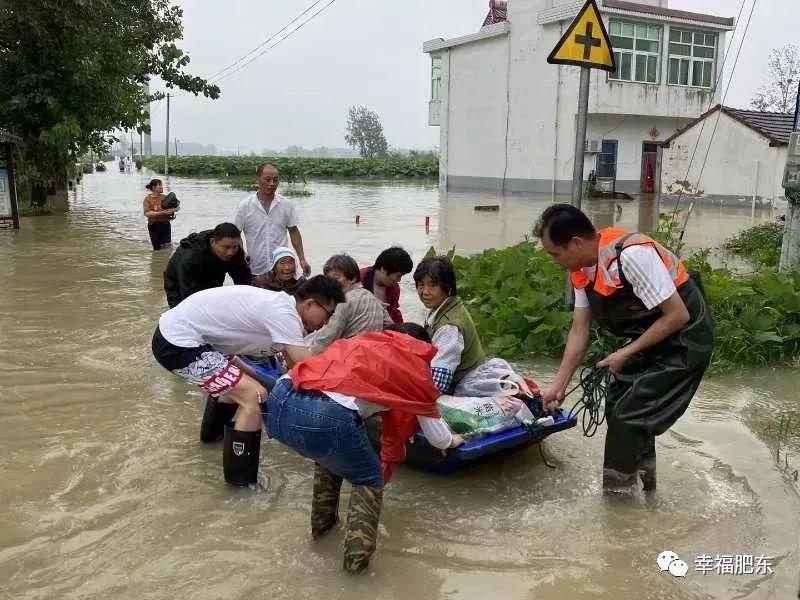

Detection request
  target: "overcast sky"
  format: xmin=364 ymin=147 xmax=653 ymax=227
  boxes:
xmin=147 ymin=0 xmax=798 ymax=153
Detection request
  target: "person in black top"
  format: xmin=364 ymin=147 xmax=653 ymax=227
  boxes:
xmin=163 ymin=222 xmax=252 ymax=308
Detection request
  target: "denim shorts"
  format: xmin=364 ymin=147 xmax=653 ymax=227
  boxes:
xmin=264 ymin=378 xmax=383 ymax=488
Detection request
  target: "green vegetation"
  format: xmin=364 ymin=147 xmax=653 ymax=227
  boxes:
xmin=453 ymin=243 xmax=574 ymax=359
xmin=141 ymin=154 xmax=439 ymax=184
xmin=1 ymin=1 xmax=217 ymax=202
xmin=345 ymin=105 xmax=388 ymax=158
xmin=723 ymin=219 xmax=783 ymax=268
xmin=452 ymin=223 xmax=800 ymax=374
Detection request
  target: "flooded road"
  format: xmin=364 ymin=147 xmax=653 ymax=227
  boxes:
xmin=0 ymin=167 xmax=797 ymax=599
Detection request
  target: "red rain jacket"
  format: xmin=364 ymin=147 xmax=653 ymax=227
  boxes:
xmin=289 ymin=330 xmax=441 ymax=482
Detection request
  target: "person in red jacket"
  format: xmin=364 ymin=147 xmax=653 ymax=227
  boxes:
xmin=263 ymin=325 xmax=463 ymax=573
xmin=359 ymin=246 xmax=413 ymax=324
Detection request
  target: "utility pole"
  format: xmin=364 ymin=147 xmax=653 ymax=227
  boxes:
xmin=779 ymin=80 xmax=800 ymax=272
xmin=546 ymin=0 xmax=615 ymax=301
xmin=143 ymin=80 xmax=152 ymax=156
xmin=164 ymin=93 xmax=170 ymax=176
xmin=571 ymin=68 xmax=590 ymax=209
xmin=175 ymin=138 xmax=179 ymax=157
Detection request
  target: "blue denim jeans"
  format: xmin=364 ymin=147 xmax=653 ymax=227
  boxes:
xmin=264 ymin=378 xmax=383 ymax=487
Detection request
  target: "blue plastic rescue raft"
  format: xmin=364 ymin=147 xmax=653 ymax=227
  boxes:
xmin=241 ymin=356 xmax=283 ymax=388
xmin=242 ymin=356 xmax=578 ymax=473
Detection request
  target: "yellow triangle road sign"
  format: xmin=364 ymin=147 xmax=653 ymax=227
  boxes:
xmin=547 ymin=0 xmax=615 ymax=71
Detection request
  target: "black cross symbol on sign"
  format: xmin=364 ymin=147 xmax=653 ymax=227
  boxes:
xmin=574 ymin=22 xmax=601 ymax=60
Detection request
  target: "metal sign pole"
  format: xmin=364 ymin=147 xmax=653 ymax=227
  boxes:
xmin=571 ymin=67 xmax=591 ymax=209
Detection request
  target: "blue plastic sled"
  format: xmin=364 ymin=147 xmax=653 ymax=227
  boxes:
xmin=401 ymin=408 xmax=577 ymax=473
xmin=240 ymin=356 xmax=283 ymax=389
xmin=241 ymin=356 xmax=578 ymax=473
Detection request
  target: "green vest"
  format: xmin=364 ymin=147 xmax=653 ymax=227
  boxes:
xmin=425 ymin=296 xmax=487 ymax=384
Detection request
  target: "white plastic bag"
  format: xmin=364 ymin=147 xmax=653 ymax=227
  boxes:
xmin=437 ymin=394 xmax=534 ymax=438
xmin=454 ymin=358 xmax=535 ymax=398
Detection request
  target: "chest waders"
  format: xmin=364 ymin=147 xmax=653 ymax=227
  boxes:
xmin=587 ymin=249 xmax=714 ymax=492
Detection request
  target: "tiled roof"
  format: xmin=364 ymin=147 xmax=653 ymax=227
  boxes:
xmin=602 ymin=0 xmax=734 ymax=27
xmin=482 ymin=0 xmax=508 ymax=27
xmin=664 ymin=105 xmax=795 ymax=147
xmin=724 ymin=108 xmax=795 ymax=145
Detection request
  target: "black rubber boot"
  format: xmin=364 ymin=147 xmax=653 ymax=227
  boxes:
xmin=602 ymin=467 xmax=637 ymax=496
xmin=638 ymin=440 xmax=657 ymax=492
xmin=200 ymin=395 xmax=238 ymax=443
xmin=222 ymin=424 xmax=261 ymax=486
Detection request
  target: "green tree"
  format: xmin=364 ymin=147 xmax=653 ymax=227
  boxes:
xmin=750 ymin=44 xmax=800 ymax=112
xmin=344 ymin=105 xmax=388 ymax=158
xmin=0 ymin=0 xmax=219 ymax=194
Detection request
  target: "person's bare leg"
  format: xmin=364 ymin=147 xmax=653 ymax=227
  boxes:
xmin=219 ymin=374 xmax=266 ymax=431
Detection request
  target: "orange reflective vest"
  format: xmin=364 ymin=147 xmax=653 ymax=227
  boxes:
xmin=570 ymin=228 xmax=689 ymax=297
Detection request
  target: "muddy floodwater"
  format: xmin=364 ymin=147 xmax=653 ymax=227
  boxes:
xmin=1 ymin=167 xmax=798 ymax=599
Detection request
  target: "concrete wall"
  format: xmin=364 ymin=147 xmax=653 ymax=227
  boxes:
xmin=442 ymin=34 xmax=510 ymax=190
xmin=436 ymin=0 xmax=730 ymax=192
xmin=585 ymin=114 xmax=687 ymax=192
xmin=661 ymin=110 xmax=787 ymax=202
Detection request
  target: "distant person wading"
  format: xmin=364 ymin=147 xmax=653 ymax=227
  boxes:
xmin=143 ymin=178 xmax=179 ymax=250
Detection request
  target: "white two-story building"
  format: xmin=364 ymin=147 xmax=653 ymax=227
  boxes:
xmin=424 ymin=0 xmax=735 ymax=195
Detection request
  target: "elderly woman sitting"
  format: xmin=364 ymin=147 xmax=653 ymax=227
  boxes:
xmin=306 ymin=254 xmax=393 ymax=354
xmin=258 ymin=246 xmax=307 ymax=295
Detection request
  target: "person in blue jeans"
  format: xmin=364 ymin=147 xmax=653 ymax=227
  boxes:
xmin=264 ymin=323 xmax=463 ymax=573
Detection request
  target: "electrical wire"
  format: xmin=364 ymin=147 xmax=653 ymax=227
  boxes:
xmin=153 ymin=0 xmax=338 ymax=100
xmin=667 ymin=0 xmax=755 ymax=230
xmin=564 ymin=365 xmax=612 ymax=438
xmin=206 ymin=0 xmax=329 ymax=83
xmin=212 ymin=0 xmax=337 ymax=84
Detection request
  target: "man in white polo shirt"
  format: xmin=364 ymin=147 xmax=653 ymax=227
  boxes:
xmin=234 ymin=162 xmax=311 ymax=286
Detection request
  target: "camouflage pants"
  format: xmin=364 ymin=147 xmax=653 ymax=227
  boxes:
xmin=311 ymin=463 xmax=343 ymax=539
xmin=343 ymin=484 xmax=383 ymax=573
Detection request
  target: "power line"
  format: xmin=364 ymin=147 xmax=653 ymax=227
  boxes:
xmin=668 ymin=0 xmax=755 ymax=223
xmin=213 ymin=0 xmax=337 ymax=84
xmin=154 ymin=0 xmax=337 ymax=100
xmin=689 ymin=0 xmax=758 ymax=203
xmin=206 ymin=0 xmax=329 ymax=83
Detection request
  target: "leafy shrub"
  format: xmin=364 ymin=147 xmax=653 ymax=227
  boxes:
xmin=141 ymin=155 xmax=438 ymax=181
xmin=454 ymin=241 xmax=800 ymax=374
xmin=723 ymin=220 xmax=783 ymax=268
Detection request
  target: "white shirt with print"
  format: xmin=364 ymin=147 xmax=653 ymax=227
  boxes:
xmin=573 ymin=244 xmax=677 ymax=310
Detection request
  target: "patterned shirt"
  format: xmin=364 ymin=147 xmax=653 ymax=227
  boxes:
xmin=426 ymin=304 xmax=464 ymax=394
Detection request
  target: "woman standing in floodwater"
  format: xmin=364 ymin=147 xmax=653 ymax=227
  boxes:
xmin=142 ymin=178 xmax=179 ymax=250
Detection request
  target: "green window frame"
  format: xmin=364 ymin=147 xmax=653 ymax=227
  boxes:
xmin=431 ymin=56 xmax=442 ymax=102
xmin=667 ymin=28 xmax=716 ymax=88
xmin=608 ymin=20 xmax=662 ymax=84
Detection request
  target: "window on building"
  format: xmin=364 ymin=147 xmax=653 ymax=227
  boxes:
xmin=431 ymin=56 xmax=442 ymax=101
xmin=608 ymin=20 xmax=661 ymax=84
xmin=596 ymin=140 xmax=618 ymax=179
xmin=667 ymin=28 xmax=716 ymax=88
